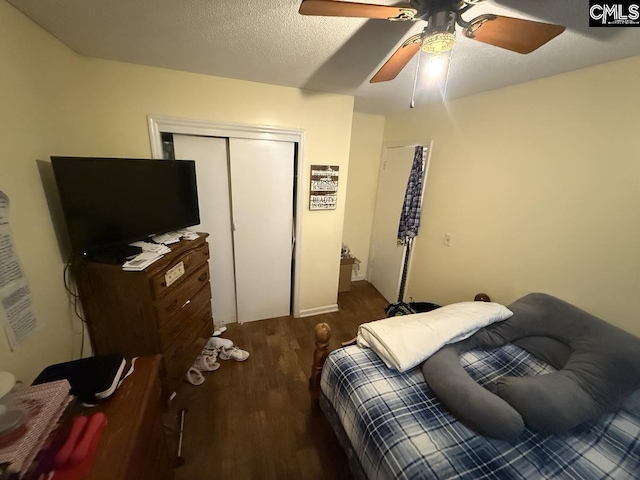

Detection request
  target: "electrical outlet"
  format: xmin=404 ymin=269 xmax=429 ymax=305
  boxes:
xmin=443 ymin=233 xmax=452 ymax=247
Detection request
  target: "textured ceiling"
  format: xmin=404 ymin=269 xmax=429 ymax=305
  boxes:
xmin=7 ymin=0 xmax=640 ymax=115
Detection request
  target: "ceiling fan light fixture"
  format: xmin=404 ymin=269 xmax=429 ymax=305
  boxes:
xmin=421 ymin=9 xmax=457 ymax=54
xmin=421 ymin=32 xmax=456 ymax=54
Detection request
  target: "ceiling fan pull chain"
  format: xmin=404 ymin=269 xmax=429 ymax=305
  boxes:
xmin=442 ymin=45 xmax=455 ymax=102
xmin=410 ymin=49 xmax=423 ymax=109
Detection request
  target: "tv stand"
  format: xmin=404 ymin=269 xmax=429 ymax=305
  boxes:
xmin=74 ymin=234 xmax=213 ymax=397
xmin=85 ymin=244 xmax=143 ymax=264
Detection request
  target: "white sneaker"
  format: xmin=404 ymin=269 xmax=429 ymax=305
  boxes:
xmin=219 ymin=346 xmax=250 ymax=362
xmin=211 ymin=326 xmax=227 ymax=337
xmin=211 ymin=321 xmax=227 ymax=337
xmin=206 ymin=337 xmax=233 ymax=351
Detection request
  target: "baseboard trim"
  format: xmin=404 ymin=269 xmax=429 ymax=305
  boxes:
xmin=299 ymin=304 xmax=339 ymax=318
xmin=216 ymin=316 xmax=237 ymax=325
xmin=352 ymin=275 xmax=366 ymax=282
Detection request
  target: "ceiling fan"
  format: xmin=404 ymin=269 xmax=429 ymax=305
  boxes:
xmin=298 ymin=0 xmax=566 ymax=83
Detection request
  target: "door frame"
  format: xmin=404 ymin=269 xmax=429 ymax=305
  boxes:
xmin=367 ymin=140 xmax=433 ymax=302
xmin=147 ymin=115 xmax=304 ymax=318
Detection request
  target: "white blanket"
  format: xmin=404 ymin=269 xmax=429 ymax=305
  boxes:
xmin=357 ymin=302 xmax=513 ymax=372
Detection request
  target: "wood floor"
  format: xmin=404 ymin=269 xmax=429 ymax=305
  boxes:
xmin=166 ymin=281 xmax=389 ymax=480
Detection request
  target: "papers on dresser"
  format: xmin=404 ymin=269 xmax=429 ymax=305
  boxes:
xmin=122 ymin=251 xmax=164 ymax=271
xmin=150 ymin=231 xmax=181 ymax=245
xmin=175 ymin=229 xmax=200 ymax=241
xmin=151 ymin=229 xmax=200 ymax=245
xmin=129 ymin=241 xmax=171 ymax=255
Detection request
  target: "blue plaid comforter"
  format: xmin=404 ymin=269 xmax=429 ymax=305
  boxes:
xmin=321 ymin=344 xmax=640 ymax=480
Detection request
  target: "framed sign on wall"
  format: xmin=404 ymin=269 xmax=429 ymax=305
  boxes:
xmin=309 ymin=165 xmax=339 ymax=210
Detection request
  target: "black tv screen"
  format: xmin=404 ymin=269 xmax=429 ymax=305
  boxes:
xmin=51 ymin=156 xmax=200 ymax=254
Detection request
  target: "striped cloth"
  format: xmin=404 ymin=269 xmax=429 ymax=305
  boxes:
xmin=397 ymin=146 xmax=425 ymax=245
xmin=321 ymin=344 xmax=640 ymax=480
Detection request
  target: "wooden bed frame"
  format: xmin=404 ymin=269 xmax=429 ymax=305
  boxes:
xmin=309 ymin=322 xmax=332 ymax=408
xmin=309 ymin=322 xmax=357 ymax=408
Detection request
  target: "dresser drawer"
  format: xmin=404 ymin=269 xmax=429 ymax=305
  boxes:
xmin=157 ymin=282 xmax=212 ymax=351
xmin=126 ymin=376 xmax=173 ymax=480
xmin=150 ymin=241 xmax=209 ymax=299
xmin=84 ymin=356 xmax=173 ymax=480
xmin=155 ymin=262 xmax=210 ymax=318
xmin=163 ymin=306 xmax=214 ymax=394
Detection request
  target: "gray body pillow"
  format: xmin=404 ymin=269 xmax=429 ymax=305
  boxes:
xmin=421 ymin=341 xmax=525 ymax=439
xmin=422 ymin=293 xmax=640 ymax=439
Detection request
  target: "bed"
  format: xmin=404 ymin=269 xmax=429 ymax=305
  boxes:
xmin=309 ymin=303 xmax=640 ymax=479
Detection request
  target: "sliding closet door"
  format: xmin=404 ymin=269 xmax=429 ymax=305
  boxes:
xmin=172 ymin=134 xmax=238 ymax=325
xmin=228 ymin=138 xmax=294 ymax=323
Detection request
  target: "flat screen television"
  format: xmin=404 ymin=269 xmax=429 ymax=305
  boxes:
xmin=51 ymin=156 xmax=200 ymax=255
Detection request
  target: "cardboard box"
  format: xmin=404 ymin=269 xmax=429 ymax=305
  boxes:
xmin=338 ymin=257 xmax=357 ymax=293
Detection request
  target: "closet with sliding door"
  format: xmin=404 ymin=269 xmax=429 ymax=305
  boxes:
xmin=166 ymin=133 xmax=297 ymax=325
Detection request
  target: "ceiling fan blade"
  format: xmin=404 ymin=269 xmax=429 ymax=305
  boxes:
xmin=299 ymin=0 xmax=417 ymax=21
xmin=370 ymin=34 xmax=421 ymax=83
xmin=464 ymin=15 xmax=565 ymax=54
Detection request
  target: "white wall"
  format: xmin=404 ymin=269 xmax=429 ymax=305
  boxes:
xmin=384 ymin=56 xmax=640 ymax=336
xmin=0 ymin=0 xmax=354 ymax=382
xmin=342 ymin=113 xmax=385 ymax=279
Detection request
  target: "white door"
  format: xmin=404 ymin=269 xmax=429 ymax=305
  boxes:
xmin=228 ymin=138 xmax=294 ymax=323
xmin=369 ymin=146 xmax=417 ymax=303
xmin=172 ymin=135 xmax=238 ymax=325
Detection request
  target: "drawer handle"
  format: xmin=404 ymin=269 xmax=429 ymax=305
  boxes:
xmin=166 ymin=300 xmax=178 ymax=312
xmin=198 ymin=272 xmax=208 ymax=282
xmin=182 ymin=299 xmax=191 ymax=309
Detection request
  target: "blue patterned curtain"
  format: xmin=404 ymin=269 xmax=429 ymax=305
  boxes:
xmin=397 ymin=146 xmax=425 ymax=245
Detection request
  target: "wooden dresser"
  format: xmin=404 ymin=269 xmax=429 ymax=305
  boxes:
xmin=75 ymin=234 xmax=214 ymax=396
xmin=87 ymin=355 xmax=173 ymax=480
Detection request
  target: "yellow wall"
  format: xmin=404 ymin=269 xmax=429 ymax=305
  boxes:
xmin=384 ymin=56 xmax=640 ymax=336
xmin=343 ymin=113 xmax=385 ymax=277
xmin=0 ymin=1 xmax=354 ymax=382
xmin=0 ymin=0 xmax=84 ymax=384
